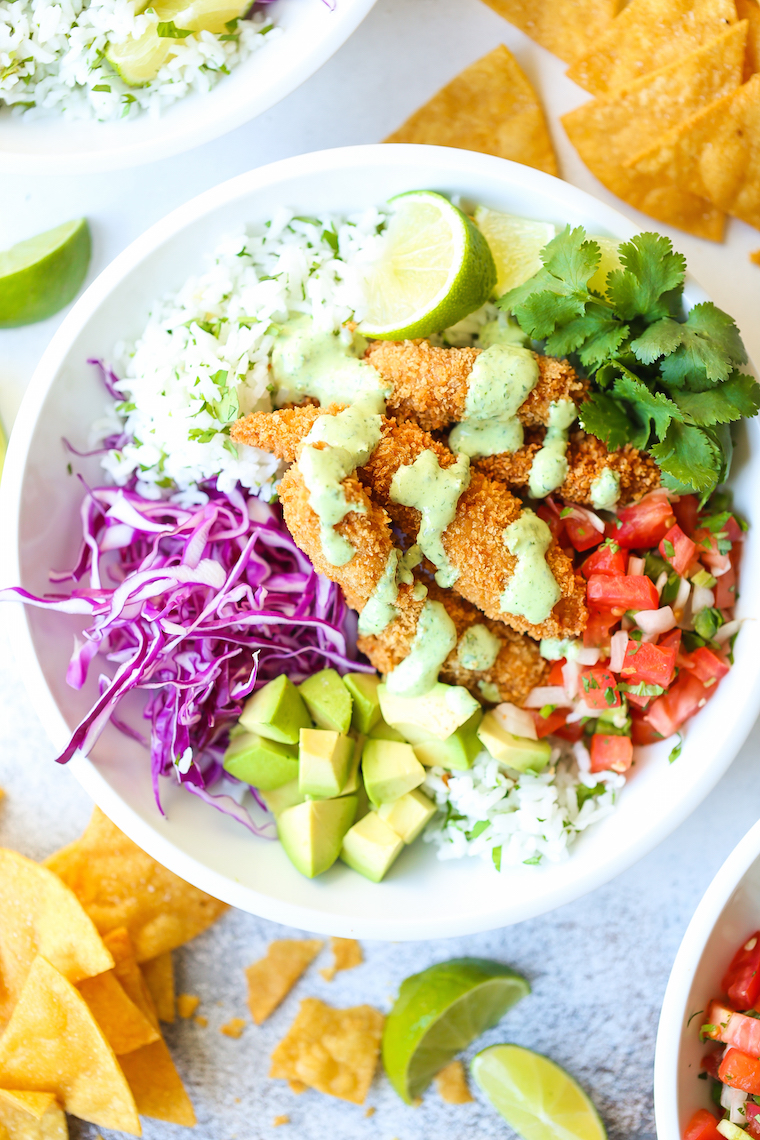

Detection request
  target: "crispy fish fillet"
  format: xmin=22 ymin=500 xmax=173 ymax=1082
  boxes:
xmin=365 ymin=340 xmax=588 ymax=432
xmin=231 ymin=403 xmax=326 ymax=460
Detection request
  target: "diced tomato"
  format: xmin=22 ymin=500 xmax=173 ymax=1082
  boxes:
xmin=692 ymin=527 xmax=733 ymax=578
xmin=722 ymin=932 xmax=760 ymax=1011
xmin=580 ymin=666 xmax=621 ymax=710
xmin=581 ymin=542 xmax=626 ymax=578
xmin=747 ymin=1102 xmax=760 ymax=1139
xmin=587 ymin=573 xmax=660 ymax=613
xmin=659 ymin=523 xmax=697 ymax=577
xmin=565 ymin=512 xmax=603 ymax=552
xmin=715 ymin=562 xmax=737 ymax=610
xmin=719 ymin=1046 xmax=760 ymax=1093
xmin=701 ymin=1049 xmax=724 ymax=1080
xmin=625 ymin=689 xmax=652 ymax=710
xmin=682 ymin=1107 xmax=724 ymax=1140
xmin=725 ymin=514 xmax=746 ymax=543
xmin=673 ymin=494 xmax=699 ymax=536
xmin=590 ymin=733 xmax=633 ymax=773
xmin=583 ymin=609 xmax=619 ymax=649
xmin=659 ymin=628 xmax=683 ymax=652
xmin=630 ymin=710 xmax=662 ymax=745
xmin=553 ymin=720 xmax=584 ymax=743
xmin=612 ymin=494 xmax=675 ymax=549
xmin=530 ymin=708 xmax=570 ymax=739
xmin=537 ymin=501 xmax=565 ymax=544
xmin=620 ymin=640 xmax=677 ymax=687
xmin=646 ymin=672 xmax=715 ymax=738
xmin=547 ymin=660 xmax=566 ymax=686
xmin=704 ymin=1000 xmax=760 ymax=1057
xmin=684 ymin=646 xmax=731 ymax=688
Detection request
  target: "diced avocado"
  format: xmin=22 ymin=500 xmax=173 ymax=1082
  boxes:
xmin=411 ymin=710 xmax=483 ymax=771
xmin=477 ymin=711 xmax=551 ymax=774
xmin=362 ymin=739 xmax=426 ymax=807
xmin=340 ymin=812 xmax=404 ymax=882
xmin=222 ymin=732 xmax=298 ymax=790
xmin=344 ymin=672 xmax=382 ymax=734
xmin=239 ymin=675 xmax=311 ymax=745
xmin=278 ymin=796 xmax=357 ymax=879
xmin=378 ymin=682 xmax=480 ymax=742
xmin=377 ymin=789 xmax=436 ymax=844
xmin=299 ymin=669 xmax=353 ymax=735
xmin=260 ymin=779 xmax=305 ymax=817
xmin=368 ymin=718 xmax=406 ymax=743
xmin=353 ymin=779 xmax=371 ymax=822
xmin=105 ymin=26 xmax=176 ymax=87
xmin=298 ymin=729 xmax=354 ymax=798
xmin=342 ymin=737 xmax=362 ymax=794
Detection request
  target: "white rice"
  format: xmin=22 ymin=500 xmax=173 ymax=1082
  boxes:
xmin=0 ymin=0 xmax=279 ymax=121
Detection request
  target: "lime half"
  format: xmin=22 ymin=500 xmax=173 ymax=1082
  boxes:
xmin=382 ymin=957 xmax=529 ymax=1104
xmin=0 ymin=219 xmax=91 ymax=328
xmin=471 ymin=1044 xmax=607 ymax=1140
xmin=474 ymin=207 xmax=555 ymax=299
xmin=358 ymin=191 xmax=496 ymax=340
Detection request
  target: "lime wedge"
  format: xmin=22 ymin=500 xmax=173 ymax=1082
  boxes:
xmin=471 ymin=1044 xmax=607 ymax=1140
xmin=474 ymin=207 xmax=555 ymax=298
xmin=587 ymin=236 xmax=622 ymax=297
xmin=358 ymin=191 xmax=496 ymax=340
xmin=0 ymin=219 xmax=91 ymax=329
xmin=382 ymin=957 xmax=529 ymax=1104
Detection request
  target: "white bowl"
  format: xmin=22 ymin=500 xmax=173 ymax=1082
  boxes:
xmin=3 ymin=144 xmax=760 ymax=939
xmin=0 ymin=0 xmax=376 ymax=174
xmin=655 ymin=818 xmax=760 ymax=1136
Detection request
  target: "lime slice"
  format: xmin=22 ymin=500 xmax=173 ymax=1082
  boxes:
xmin=474 ymin=207 xmax=555 ymax=299
xmin=381 ymin=957 xmax=529 ymax=1104
xmin=471 ymin=1044 xmax=607 ymax=1140
xmin=358 ymin=191 xmax=496 ymax=340
xmin=587 ymin=236 xmax=622 ymax=297
xmin=0 ymin=219 xmax=91 ymax=329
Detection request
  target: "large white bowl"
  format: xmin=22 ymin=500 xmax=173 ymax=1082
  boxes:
xmin=655 ymin=818 xmax=760 ymax=1136
xmin=0 ymin=0 xmax=376 ymax=174
xmin=2 ymin=144 xmax=760 ymax=939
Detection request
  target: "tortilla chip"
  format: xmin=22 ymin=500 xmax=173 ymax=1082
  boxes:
xmin=177 ymin=994 xmax=200 ymax=1019
xmin=0 ymin=956 xmax=140 ymax=1135
xmin=270 ymin=998 xmax=384 ymax=1105
xmin=751 ymin=247 xmax=760 ymax=262
xmin=434 ymin=1060 xmax=474 ymax=1104
xmin=288 ymin=1081 xmax=307 ymax=1095
xmin=0 ymin=848 xmax=113 ymax=1025
xmin=0 ymin=1095 xmax=55 ymax=1122
xmin=630 ymin=74 xmax=760 ymax=228
xmin=319 ymin=938 xmax=363 ymax=982
xmin=384 ymin=45 xmax=558 ymax=176
xmin=101 ymin=929 xmax=159 ymax=1031
xmin=0 ymin=1095 xmax=66 ymax=1140
xmin=737 ymin=0 xmax=760 ymax=74
xmin=567 ymin=0 xmax=739 ymax=94
xmin=561 ymin=23 xmax=747 ymax=238
xmin=118 ymin=1040 xmax=196 ymax=1127
xmin=44 ymin=807 xmax=228 ymax=961
xmin=273 ymin=1116 xmax=289 ymax=1127
xmin=246 ymin=939 xmax=324 ymax=1025
xmin=77 ymin=971 xmax=159 ymax=1055
xmin=220 ymin=1018 xmax=246 ymax=1039
xmin=140 ymin=953 xmax=174 ymax=1023
xmin=480 ymin=0 xmax=625 ymax=63
xmin=194 ymin=1015 xmax=207 ymax=1028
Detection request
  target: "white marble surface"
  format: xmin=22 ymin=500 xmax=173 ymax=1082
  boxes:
xmin=2 ymin=1 xmax=760 ymax=1136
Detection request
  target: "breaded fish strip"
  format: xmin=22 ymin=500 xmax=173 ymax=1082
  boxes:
xmin=475 ymin=430 xmax=661 ymax=506
xmin=364 ymin=340 xmax=588 ymax=432
xmin=231 ymin=402 xmax=326 ymax=460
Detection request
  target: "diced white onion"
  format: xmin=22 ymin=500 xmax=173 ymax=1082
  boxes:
xmin=628 ymin=555 xmax=645 ymax=576
xmin=711 ymin=560 xmax=732 ymax=578
xmin=721 ymin=1083 xmax=748 ymax=1124
xmin=674 ymin=576 xmax=691 ymax=614
xmin=609 ymin=630 xmax=629 ymax=673
xmin=564 ymin=505 xmax=605 ymax=533
xmin=566 ymin=701 xmax=600 ymax=723
xmin=523 ymin=686 xmax=568 ymax=708
xmin=655 ymin=571 xmax=668 ymax=596
xmin=576 ymin=646 xmax=600 ymax=666
xmin=635 ymin=606 xmax=676 ymax=636
xmin=714 ymin=619 xmax=740 ymax=645
xmin=692 ymin=585 xmax=716 ymax=613
xmin=493 ymin=702 xmax=538 ymax=740
xmin=562 ymin=659 xmax=580 ymax=700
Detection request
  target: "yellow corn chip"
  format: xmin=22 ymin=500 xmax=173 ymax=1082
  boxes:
xmin=384 ymin=45 xmax=558 ymax=176
xmin=140 ymin=953 xmax=175 ymax=1023
xmin=288 ymin=1081 xmax=307 ymax=1095
xmin=220 ymin=1018 xmax=246 ymax=1039
xmin=77 ymin=971 xmax=159 ymax=1055
xmin=177 ymin=994 xmax=200 ymax=1019
xmin=246 ymin=939 xmax=324 ymax=1025
xmin=319 ymin=938 xmax=363 ymax=982
xmin=751 ymin=247 xmax=760 ymax=262
xmin=270 ymin=998 xmax=384 ymax=1105
xmin=0 ymin=956 xmax=140 ymax=1135
xmin=0 ymin=848 xmax=113 ymax=1025
xmin=44 ymin=807 xmax=228 ymax=961
xmin=737 ymin=0 xmax=760 ymax=74
xmin=194 ymin=1015 xmax=208 ymax=1028
xmin=480 ymin=0 xmax=624 ymax=63
xmin=434 ymin=1060 xmax=474 ymax=1104
xmin=118 ymin=1040 xmax=196 ymax=1127
xmin=273 ymin=1116 xmax=289 ymax=1127
xmin=562 ymin=23 xmax=748 ymax=238
xmin=567 ymin=0 xmax=738 ymax=94
xmin=0 ymin=1096 xmax=55 ymax=1123
xmin=102 ymin=929 xmax=159 ymax=1031
xmin=0 ymin=1094 xmax=66 ymax=1140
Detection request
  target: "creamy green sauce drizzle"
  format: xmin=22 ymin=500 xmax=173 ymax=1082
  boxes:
xmin=478 ymin=680 xmax=501 ymax=703
xmin=456 ymin=624 xmax=502 ymax=672
xmin=389 ymin=450 xmax=470 ymax=588
xmin=590 ymin=467 xmax=621 ymax=510
xmin=385 ymin=600 xmax=457 ymax=698
xmin=271 ymin=315 xmax=388 ymax=411
xmin=528 ymin=399 xmax=577 ymax=499
xmin=499 ymin=509 xmax=561 ymax=625
xmin=477 ymin=314 xmax=528 ymax=349
xmin=357 ymin=545 xmax=427 ymax=637
xmin=449 ymin=343 xmax=539 ymax=460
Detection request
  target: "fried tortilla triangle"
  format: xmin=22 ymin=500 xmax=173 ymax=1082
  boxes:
xmin=479 ymin=0 xmax=624 ymax=64
xmin=0 ymin=1093 xmax=66 ymax=1140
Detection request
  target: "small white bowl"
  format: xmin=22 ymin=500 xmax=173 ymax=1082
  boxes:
xmin=655 ymin=817 xmax=760 ymax=1136
xmin=3 ymin=144 xmax=760 ymax=939
xmin=0 ymin=0 xmax=376 ymax=174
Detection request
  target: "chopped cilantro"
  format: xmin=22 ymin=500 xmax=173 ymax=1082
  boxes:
xmin=467 ymin=820 xmax=490 ymax=840
xmin=619 ymin=681 xmax=665 ymax=697
xmin=539 ymin=704 xmax=556 ymax=718
xmin=156 ymin=19 xmax=193 ymax=36
xmin=604 ymin=686 xmax=617 ymax=706
xmin=694 ymin=607 xmax=723 ymax=641
xmin=662 ymin=539 xmax=675 ymax=559
xmin=492 ymin=846 xmax=502 ymax=872
xmin=523 ymin=854 xmax=542 ymax=865
xmin=669 ymin=734 xmax=684 ymax=764
xmin=686 ymin=1009 xmax=705 ymax=1028
xmin=700 ymin=1023 xmax=719 ymax=1041
xmin=92 ymin=83 xmax=111 ymax=91
xmin=576 ymin=782 xmax=604 ymax=808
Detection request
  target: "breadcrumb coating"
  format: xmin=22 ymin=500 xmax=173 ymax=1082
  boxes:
xmin=231 ymin=403 xmax=330 ymax=460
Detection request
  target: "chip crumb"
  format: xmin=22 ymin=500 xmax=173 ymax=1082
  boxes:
xmin=751 ymin=249 xmax=760 ymax=266
xmin=435 ymin=1059 xmax=474 ymax=1104
xmin=234 ymin=1098 xmax=241 ymax=1104
xmin=246 ymin=939 xmax=323 ymax=1025
xmin=319 ymin=937 xmax=363 ymax=982
xmin=220 ymin=1018 xmax=246 ymax=1039
xmin=194 ymin=1015 xmax=208 ymax=1028
xmin=177 ymin=993 xmax=200 ymax=1018
xmin=364 ymin=1106 xmax=375 ymax=1117
xmin=273 ymin=1115 xmax=290 ymax=1127
xmin=288 ymin=1080 xmax=307 ymax=1094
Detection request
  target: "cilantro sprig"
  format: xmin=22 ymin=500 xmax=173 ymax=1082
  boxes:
xmin=497 ymin=227 xmax=759 ymax=498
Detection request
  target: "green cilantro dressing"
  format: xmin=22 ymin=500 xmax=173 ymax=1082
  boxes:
xmin=500 ymin=509 xmax=562 ymax=624
xmin=477 ymin=314 xmax=528 ymax=349
xmin=456 ymin=624 xmax=502 ymax=671
xmin=271 ymin=315 xmax=388 ymax=411
xmin=528 ymin=399 xmax=577 ymax=499
xmin=358 ymin=545 xmax=427 ymax=636
xmin=449 ymin=417 xmax=523 ymax=460
xmin=590 ymin=466 xmax=621 ymax=510
xmin=478 ymin=680 xmax=501 ymax=703
xmin=449 ymin=343 xmax=538 ymax=460
xmin=385 ymin=600 xmax=457 ymax=698
xmin=390 ymin=450 xmax=470 ymax=588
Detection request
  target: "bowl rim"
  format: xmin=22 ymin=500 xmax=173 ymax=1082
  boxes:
xmin=4 ymin=143 xmax=760 ymax=938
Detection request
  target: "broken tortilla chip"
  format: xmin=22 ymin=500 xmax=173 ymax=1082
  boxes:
xmin=270 ymin=998 xmax=384 ymax=1105
xmin=176 ymin=994 xmax=200 ymax=1019
xmin=751 ymin=247 xmax=760 ymax=262
xmin=0 ymin=848 xmax=113 ymax=1025
xmin=77 ymin=970 xmax=160 ymax=1055
xmin=102 ymin=929 xmax=160 ymax=1031
xmin=737 ymin=0 xmax=760 ymax=75
xmin=0 ymin=956 xmax=140 ymax=1135
xmin=434 ymin=1060 xmax=474 ymax=1105
xmin=561 ymin=23 xmax=748 ymax=238
xmin=320 ymin=938 xmax=363 ymax=982
xmin=44 ymin=807 xmax=228 ymax=961
xmin=567 ymin=0 xmax=739 ymax=94
xmin=384 ymin=45 xmax=558 ymax=176
xmin=246 ymin=939 xmax=324 ymax=1025
xmin=220 ymin=1018 xmax=246 ymax=1039
xmin=140 ymin=953 xmax=174 ymax=1024
xmin=0 ymin=1095 xmax=55 ymax=1123
xmin=480 ymin=0 xmax=625 ymax=63
xmin=119 ymin=1040 xmax=196 ymax=1127
xmin=0 ymin=1094 xmax=66 ymax=1140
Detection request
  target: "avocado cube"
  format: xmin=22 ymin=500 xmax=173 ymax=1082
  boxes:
xmin=362 ymin=738 xmax=425 ymax=807
xmin=260 ymin=779 xmax=305 ymax=817
xmin=353 ymin=778 xmax=371 ymax=822
xmin=299 ymin=669 xmax=353 ymax=735
xmin=278 ymin=796 xmax=358 ymax=878
xmin=342 ymin=737 xmax=363 ymax=794
xmin=377 ymin=789 xmax=436 ymax=844
xmin=477 ymin=711 xmax=551 ymax=774
xmin=223 ymin=732 xmax=299 ymax=790
xmin=340 ymin=812 xmax=404 ymax=882
xmin=411 ymin=711 xmax=483 ymax=771
xmin=368 ymin=718 xmax=407 ymax=743
xmin=378 ymin=682 xmax=480 ymax=742
xmin=298 ymin=729 xmax=354 ymax=798
xmin=239 ymin=675 xmax=311 ymax=744
xmin=344 ymin=672 xmax=382 ymax=734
